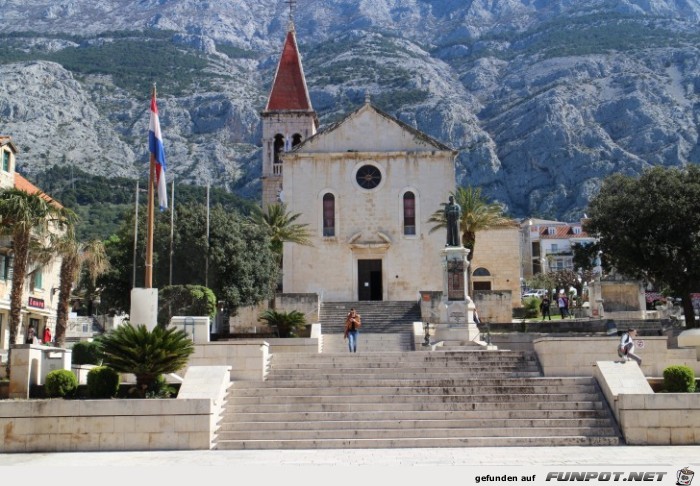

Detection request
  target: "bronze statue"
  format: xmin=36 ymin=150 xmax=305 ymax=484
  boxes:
xmin=445 ymin=195 xmax=461 ymax=247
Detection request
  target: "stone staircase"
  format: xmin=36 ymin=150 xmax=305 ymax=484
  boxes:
xmin=319 ymin=301 xmax=421 ymax=334
xmin=214 ymin=350 xmax=622 ymax=449
xmin=321 ymin=332 xmax=414 ymax=353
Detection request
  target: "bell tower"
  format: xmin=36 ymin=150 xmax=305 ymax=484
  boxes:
xmin=261 ymin=20 xmax=318 ymax=208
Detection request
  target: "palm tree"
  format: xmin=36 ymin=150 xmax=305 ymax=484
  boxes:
xmin=248 ymin=202 xmax=312 ymax=259
xmin=428 ymin=186 xmax=513 ymax=262
xmin=258 ymin=309 xmax=307 ymax=338
xmin=96 ymin=323 xmax=194 ymax=397
xmin=248 ymin=203 xmax=313 ymax=297
xmin=53 ymin=233 xmax=109 ymax=347
xmin=0 ymin=188 xmax=67 ymax=375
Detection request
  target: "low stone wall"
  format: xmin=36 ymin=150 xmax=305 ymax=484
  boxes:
xmin=472 ymin=291 xmax=512 ymax=324
xmin=595 ymin=361 xmax=700 ymax=444
xmin=187 ymin=341 xmax=269 ymax=381
xmin=534 ymin=336 xmax=698 ymax=377
xmin=0 ymin=366 xmax=229 ymax=453
xmin=265 ymin=337 xmax=321 ymax=354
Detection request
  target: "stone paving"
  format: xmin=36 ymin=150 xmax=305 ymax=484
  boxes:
xmin=1 ymin=445 xmax=699 ymax=466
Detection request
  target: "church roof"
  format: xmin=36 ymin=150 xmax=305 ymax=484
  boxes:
xmin=264 ymin=27 xmax=314 ymax=112
xmin=294 ymin=101 xmax=455 ymax=153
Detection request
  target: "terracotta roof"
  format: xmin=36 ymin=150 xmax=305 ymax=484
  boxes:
xmin=14 ymin=173 xmax=63 ymax=208
xmin=265 ymin=28 xmax=313 ymax=111
xmin=539 ymin=225 xmax=589 ymax=239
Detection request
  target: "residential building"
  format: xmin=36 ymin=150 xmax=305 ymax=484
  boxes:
xmin=0 ymin=136 xmax=63 ymax=352
xmin=520 ymin=217 xmax=597 ymax=280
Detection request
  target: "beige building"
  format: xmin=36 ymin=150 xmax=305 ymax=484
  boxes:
xmin=471 ymin=223 xmax=522 ymax=308
xmin=0 ymin=136 xmax=63 ymax=352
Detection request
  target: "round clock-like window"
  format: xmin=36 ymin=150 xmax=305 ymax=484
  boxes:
xmin=355 ymin=164 xmax=382 ymax=189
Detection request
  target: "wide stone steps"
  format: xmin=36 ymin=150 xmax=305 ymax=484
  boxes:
xmin=321 ymin=333 xmax=413 ymax=353
xmin=218 ymin=425 xmax=616 ymax=441
xmin=319 ymin=301 xmax=421 ymax=333
xmin=215 ymin=436 xmax=620 ymax=450
xmin=220 ymin=417 xmax=613 ymax=432
xmin=226 ymin=395 xmax=603 ymax=413
xmin=231 ymin=384 xmax=595 ymax=398
xmin=224 ymin=408 xmax=610 ymax=423
xmin=214 ymin=349 xmax=621 ymax=449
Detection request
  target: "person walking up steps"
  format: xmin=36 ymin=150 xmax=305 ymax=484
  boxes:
xmin=344 ymin=308 xmax=361 ymax=353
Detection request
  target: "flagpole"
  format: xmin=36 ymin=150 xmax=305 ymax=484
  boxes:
xmin=132 ymin=180 xmax=139 ymax=289
xmin=169 ymin=178 xmax=175 ymax=286
xmin=145 ymin=84 xmax=156 ymax=289
xmin=205 ymin=184 xmax=210 ymax=288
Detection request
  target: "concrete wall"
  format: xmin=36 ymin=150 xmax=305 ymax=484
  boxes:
xmin=471 ymin=225 xmax=521 ymax=308
xmin=534 ymin=336 xmax=699 ymax=377
xmin=9 ymin=344 xmax=72 ymax=399
xmin=595 ymin=361 xmax=700 ymax=445
xmin=472 ymin=291 xmax=513 ymax=324
xmin=275 ymin=293 xmax=320 ymax=323
xmin=0 ymin=366 xmax=229 ymax=452
xmin=186 ymin=341 xmax=269 ymax=381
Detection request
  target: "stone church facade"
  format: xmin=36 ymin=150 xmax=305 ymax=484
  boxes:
xmin=261 ymin=25 xmax=456 ymax=302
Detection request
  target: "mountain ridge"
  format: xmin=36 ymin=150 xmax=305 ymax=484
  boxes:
xmin=1 ymin=0 xmax=699 ymax=221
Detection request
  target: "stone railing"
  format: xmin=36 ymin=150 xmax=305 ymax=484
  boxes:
xmin=595 ymin=361 xmax=700 ymax=445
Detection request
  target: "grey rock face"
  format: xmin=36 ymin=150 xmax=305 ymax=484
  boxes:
xmin=0 ymin=0 xmax=699 ymax=219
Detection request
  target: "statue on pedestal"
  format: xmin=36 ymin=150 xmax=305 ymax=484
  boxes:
xmin=445 ymin=195 xmax=461 ymax=247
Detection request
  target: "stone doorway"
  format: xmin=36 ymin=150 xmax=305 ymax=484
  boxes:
xmin=358 ymin=259 xmax=382 ymax=301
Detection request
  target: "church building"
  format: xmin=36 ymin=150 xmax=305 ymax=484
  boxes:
xmin=261 ymin=24 xmax=457 ymax=302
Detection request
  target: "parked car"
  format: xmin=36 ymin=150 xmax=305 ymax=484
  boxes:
xmin=522 ymin=289 xmax=547 ymax=299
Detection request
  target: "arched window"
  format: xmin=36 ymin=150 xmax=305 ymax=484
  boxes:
xmin=273 ymin=134 xmax=285 ymax=164
xmin=323 ymin=193 xmax=335 ymax=237
xmin=292 ymin=133 xmax=302 ymax=148
xmin=403 ymin=192 xmax=416 ymax=235
xmin=472 ymin=267 xmax=491 ymax=277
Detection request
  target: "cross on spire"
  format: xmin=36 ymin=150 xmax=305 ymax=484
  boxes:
xmin=285 ymin=0 xmax=297 ymax=24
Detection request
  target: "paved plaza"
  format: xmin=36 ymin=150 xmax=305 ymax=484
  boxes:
xmin=2 ymin=445 xmax=699 ymax=486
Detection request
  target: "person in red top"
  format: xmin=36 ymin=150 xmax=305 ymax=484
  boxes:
xmin=42 ymin=326 xmax=52 ymax=345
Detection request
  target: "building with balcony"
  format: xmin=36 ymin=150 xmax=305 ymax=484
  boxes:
xmin=520 ymin=218 xmax=597 ymax=280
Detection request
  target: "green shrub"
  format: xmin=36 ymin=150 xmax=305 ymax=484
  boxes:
xmin=87 ymin=366 xmax=120 ymax=399
xmin=144 ymin=375 xmax=176 ymax=399
xmin=663 ymin=365 xmax=696 ymax=393
xmin=45 ymin=369 xmax=78 ymax=398
xmin=523 ymin=297 xmax=541 ymax=318
xmin=71 ymin=341 xmax=102 ymax=365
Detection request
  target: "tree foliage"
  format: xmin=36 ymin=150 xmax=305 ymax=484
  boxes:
xmin=158 ymin=284 xmax=217 ymax=327
xmin=98 ymin=203 xmax=279 ymax=315
xmin=586 ymin=166 xmax=700 ymax=328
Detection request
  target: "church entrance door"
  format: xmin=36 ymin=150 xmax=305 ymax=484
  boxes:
xmin=358 ymin=259 xmax=382 ymax=301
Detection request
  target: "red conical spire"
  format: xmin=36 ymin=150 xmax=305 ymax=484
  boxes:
xmin=265 ymin=26 xmax=313 ymax=111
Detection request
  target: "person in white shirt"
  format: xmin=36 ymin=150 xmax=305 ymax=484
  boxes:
xmin=618 ymin=328 xmax=642 ymax=365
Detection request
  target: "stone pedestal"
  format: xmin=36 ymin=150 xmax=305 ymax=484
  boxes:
xmin=431 ymin=246 xmax=481 ymax=346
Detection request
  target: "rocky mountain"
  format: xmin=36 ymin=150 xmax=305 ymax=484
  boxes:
xmin=1 ymin=0 xmax=699 ymax=221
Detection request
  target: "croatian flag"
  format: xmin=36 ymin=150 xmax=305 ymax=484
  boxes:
xmin=149 ymin=92 xmax=168 ymax=210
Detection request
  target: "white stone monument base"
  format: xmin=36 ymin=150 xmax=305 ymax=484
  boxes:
xmin=677 ymin=328 xmax=700 ymax=359
xmin=431 ymin=322 xmax=481 ymax=346
xmin=130 ymin=288 xmax=159 ymax=331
